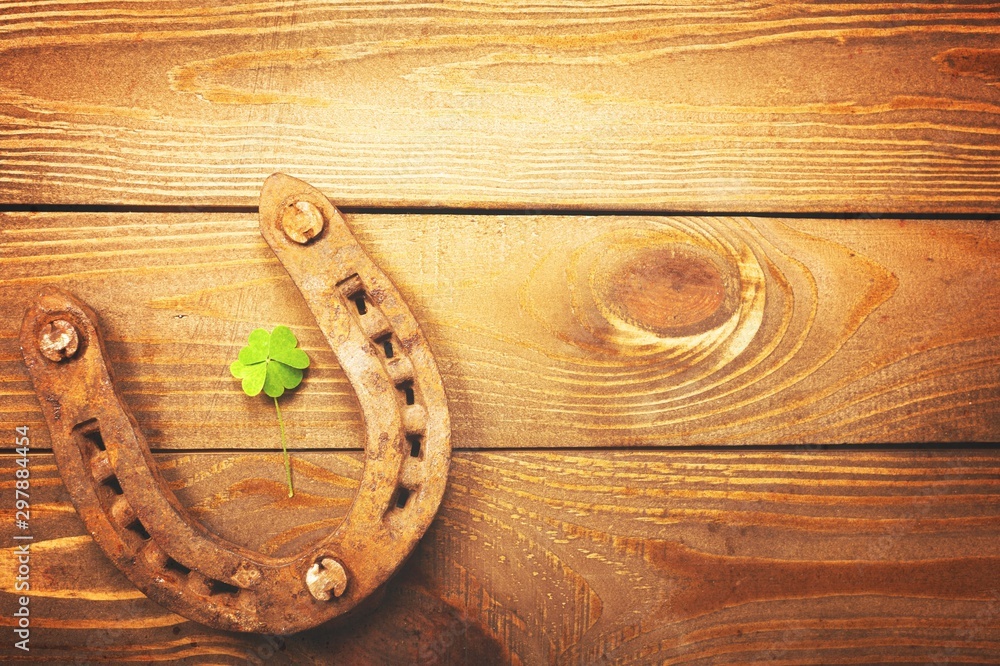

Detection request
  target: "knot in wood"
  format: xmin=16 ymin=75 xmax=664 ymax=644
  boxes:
xmin=594 ymin=244 xmax=740 ymax=339
xmin=38 ymin=319 xmax=79 ymax=362
xmin=609 ymin=249 xmax=725 ymax=331
xmin=305 ymin=557 xmax=348 ymax=601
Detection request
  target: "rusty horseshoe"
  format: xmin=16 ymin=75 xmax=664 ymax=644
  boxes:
xmin=19 ymin=174 xmax=451 ymax=634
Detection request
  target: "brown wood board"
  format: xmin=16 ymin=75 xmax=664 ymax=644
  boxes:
xmin=1 ymin=450 xmax=999 ymax=664
xmin=1 ymin=2 xmax=999 ymax=211
xmin=2 ymin=212 xmax=998 ymax=449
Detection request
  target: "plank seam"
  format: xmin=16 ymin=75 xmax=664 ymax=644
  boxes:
xmin=2 ymin=203 xmax=1000 ymax=220
xmin=2 ymin=443 xmax=1000 ymax=457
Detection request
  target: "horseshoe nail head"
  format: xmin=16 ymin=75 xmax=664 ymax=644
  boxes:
xmin=38 ymin=319 xmax=79 ymax=362
xmin=306 ymin=557 xmax=348 ymax=601
xmin=280 ymin=200 xmax=325 ymax=244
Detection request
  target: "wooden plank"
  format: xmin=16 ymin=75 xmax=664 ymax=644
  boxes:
xmin=1 ymin=1 xmax=999 ymax=211
xmin=0 ymin=450 xmax=998 ymax=664
xmin=2 ymin=212 xmax=998 ymax=448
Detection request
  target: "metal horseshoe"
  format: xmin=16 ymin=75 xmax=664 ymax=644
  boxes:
xmin=19 ymin=174 xmax=451 ymax=634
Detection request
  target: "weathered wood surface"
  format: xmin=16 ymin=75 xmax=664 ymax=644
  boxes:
xmin=1 ymin=450 xmax=998 ymax=664
xmin=2 ymin=212 xmax=998 ymax=449
xmin=1 ymin=1 xmax=999 ymax=211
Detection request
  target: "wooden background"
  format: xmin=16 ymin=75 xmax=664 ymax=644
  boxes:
xmin=1 ymin=0 xmax=999 ymax=211
xmin=1 ymin=0 xmax=999 ymax=663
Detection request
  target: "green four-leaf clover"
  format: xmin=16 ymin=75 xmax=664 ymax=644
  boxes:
xmin=230 ymin=326 xmax=311 ymax=497
xmin=230 ymin=326 xmax=310 ymax=398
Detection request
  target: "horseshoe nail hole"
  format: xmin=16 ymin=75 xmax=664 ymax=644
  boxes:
xmin=394 ymin=486 xmax=412 ymax=509
xmin=126 ymin=518 xmax=151 ymax=541
xmin=407 ymin=435 xmax=422 ymax=458
xmin=400 ymin=382 xmax=415 ymax=405
xmin=75 ymin=421 xmax=106 ymax=452
xmin=103 ymin=475 xmax=124 ymax=496
xmin=209 ymin=580 xmax=240 ymax=597
xmin=86 ymin=431 xmax=106 ymax=452
xmin=165 ymin=558 xmax=191 ymax=577
xmin=353 ymin=294 xmax=368 ymax=315
xmin=378 ymin=335 xmax=394 ymax=358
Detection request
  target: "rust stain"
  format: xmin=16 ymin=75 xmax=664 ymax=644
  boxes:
xmin=934 ymin=48 xmax=1000 ymax=85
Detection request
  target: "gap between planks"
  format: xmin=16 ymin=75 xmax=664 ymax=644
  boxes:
xmin=1 ymin=443 xmax=999 ymax=457
xmin=2 ymin=203 xmax=1000 ymax=220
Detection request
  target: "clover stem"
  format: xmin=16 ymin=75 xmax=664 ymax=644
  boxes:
xmin=274 ymin=397 xmax=294 ymax=497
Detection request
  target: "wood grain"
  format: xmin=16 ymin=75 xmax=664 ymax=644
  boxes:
xmin=2 ymin=212 xmax=998 ymax=449
xmin=1 ymin=1 xmax=1000 ymax=211
xmin=1 ymin=450 xmax=998 ymax=664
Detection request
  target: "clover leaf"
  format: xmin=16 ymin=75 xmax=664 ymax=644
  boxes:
xmin=230 ymin=326 xmax=310 ymax=497
xmin=230 ymin=326 xmax=310 ymax=398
